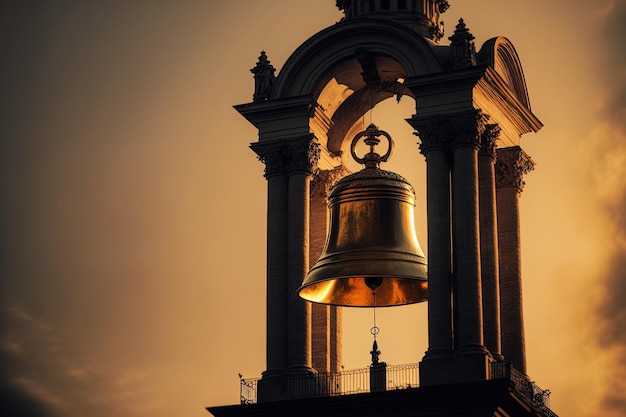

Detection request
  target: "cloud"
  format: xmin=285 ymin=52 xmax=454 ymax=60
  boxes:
xmin=586 ymin=1 xmax=626 ymax=414
xmin=0 ymin=306 xmax=158 ymax=417
xmin=600 ymin=0 xmax=626 ymax=130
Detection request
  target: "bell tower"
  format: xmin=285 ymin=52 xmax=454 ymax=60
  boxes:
xmin=337 ymin=0 xmax=449 ymax=40
xmin=209 ymin=1 xmax=557 ymax=416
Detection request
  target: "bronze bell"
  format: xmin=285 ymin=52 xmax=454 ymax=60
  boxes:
xmin=298 ymin=124 xmax=428 ymax=307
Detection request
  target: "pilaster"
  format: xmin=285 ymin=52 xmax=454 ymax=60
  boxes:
xmin=448 ymin=111 xmax=488 ymax=361
xmin=250 ymin=140 xmax=289 ymax=401
xmin=410 ymin=115 xmax=454 ymax=382
xmin=450 ymin=110 xmax=493 ymax=383
xmin=310 ymin=167 xmax=347 ymax=374
xmin=495 ymin=146 xmax=534 ymax=375
xmin=414 ymin=110 xmax=492 ymax=384
xmin=478 ymin=124 xmax=503 ymax=359
xmin=286 ymin=136 xmax=320 ymax=376
xmin=251 ymin=136 xmax=320 ymax=401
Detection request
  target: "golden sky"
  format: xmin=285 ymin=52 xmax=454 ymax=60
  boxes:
xmin=1 ymin=1 xmax=625 ymax=417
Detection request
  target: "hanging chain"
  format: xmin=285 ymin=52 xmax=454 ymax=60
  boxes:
xmin=370 ymin=289 xmax=379 ymax=339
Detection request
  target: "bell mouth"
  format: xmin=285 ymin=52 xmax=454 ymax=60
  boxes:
xmin=297 ymin=275 xmax=428 ymax=307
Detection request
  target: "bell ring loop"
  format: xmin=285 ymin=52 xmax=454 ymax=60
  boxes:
xmin=350 ymin=124 xmax=394 ymax=165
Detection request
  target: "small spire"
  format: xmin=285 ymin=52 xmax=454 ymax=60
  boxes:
xmin=370 ymin=339 xmax=381 ymax=365
xmin=250 ymin=51 xmax=276 ymax=102
xmin=449 ymin=18 xmax=477 ymax=69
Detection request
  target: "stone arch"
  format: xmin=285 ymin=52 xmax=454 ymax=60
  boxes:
xmin=479 ymin=36 xmax=532 ymax=110
xmin=272 ymin=19 xmax=442 ymax=154
xmin=273 ymin=20 xmax=441 ymax=100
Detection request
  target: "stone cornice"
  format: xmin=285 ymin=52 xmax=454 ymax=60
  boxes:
xmin=404 ymin=65 xmax=542 ymax=145
xmin=474 ymin=67 xmax=543 ymax=137
xmin=495 ymin=146 xmax=535 ymax=192
xmin=234 ymin=95 xmax=318 ymax=142
xmin=404 ymin=66 xmax=487 ymax=117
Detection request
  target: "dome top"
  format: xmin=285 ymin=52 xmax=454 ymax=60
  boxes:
xmin=336 ymin=0 xmax=450 ymax=41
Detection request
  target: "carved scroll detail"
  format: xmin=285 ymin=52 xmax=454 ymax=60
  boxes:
xmin=479 ymin=123 xmax=501 ymax=161
xmin=495 ymin=147 xmax=535 ymax=192
xmin=412 ymin=110 xmax=488 ymax=155
xmin=250 ymin=140 xmax=286 ymax=178
xmin=251 ymin=135 xmax=320 ymax=178
xmin=286 ymin=136 xmax=321 ymax=175
xmin=311 ymin=166 xmax=349 ymax=200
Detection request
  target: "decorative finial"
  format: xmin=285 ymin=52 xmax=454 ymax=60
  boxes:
xmin=449 ymin=18 xmax=477 ymax=69
xmin=370 ymin=339 xmax=381 ymax=365
xmin=336 ymin=0 xmax=355 ymax=19
xmin=436 ymin=0 xmax=451 ymax=13
xmin=250 ymin=51 xmax=276 ymax=102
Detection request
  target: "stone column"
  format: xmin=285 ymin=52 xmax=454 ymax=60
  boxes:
xmin=450 ymin=111 xmax=485 ymax=357
xmin=285 ymin=136 xmax=320 ymax=375
xmin=250 ymin=140 xmax=289 ymax=401
xmin=310 ymin=168 xmax=346 ymax=375
xmin=411 ymin=116 xmax=454 ymax=385
xmin=478 ymin=124 xmax=502 ymax=359
xmin=495 ymin=146 xmax=534 ymax=375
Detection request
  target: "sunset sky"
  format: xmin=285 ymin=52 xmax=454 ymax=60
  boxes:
xmin=1 ymin=1 xmax=625 ymax=417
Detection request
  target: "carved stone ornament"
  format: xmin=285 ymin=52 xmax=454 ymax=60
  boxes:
xmin=355 ymin=47 xmax=381 ymax=89
xmin=449 ymin=110 xmax=487 ymax=149
xmin=449 ymin=18 xmax=477 ymax=69
xmin=495 ymin=147 xmax=535 ymax=192
xmin=250 ymin=51 xmax=276 ymax=103
xmin=436 ymin=0 xmax=451 ymax=13
xmin=413 ymin=110 xmax=487 ymax=155
xmin=251 ymin=136 xmax=321 ymax=178
xmin=479 ymin=123 xmax=501 ymax=160
xmin=413 ymin=117 xmax=454 ymax=154
xmin=250 ymin=140 xmax=286 ymax=178
xmin=311 ymin=166 xmax=349 ymax=200
xmin=286 ymin=135 xmax=321 ymax=175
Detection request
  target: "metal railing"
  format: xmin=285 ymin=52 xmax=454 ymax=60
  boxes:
xmin=288 ymin=363 xmax=419 ymax=399
xmin=490 ymin=362 xmax=557 ymax=417
xmin=240 ymin=361 xmax=556 ymax=417
xmin=240 ymin=363 xmax=418 ymax=404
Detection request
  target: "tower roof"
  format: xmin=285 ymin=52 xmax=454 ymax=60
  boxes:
xmin=336 ymin=0 xmax=450 ymax=41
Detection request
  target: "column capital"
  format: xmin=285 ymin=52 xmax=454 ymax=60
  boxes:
xmin=449 ymin=110 xmax=488 ymax=150
xmin=286 ymin=135 xmax=321 ymax=176
xmin=251 ymin=135 xmax=321 ymax=178
xmin=311 ymin=166 xmax=349 ymax=201
xmin=479 ymin=123 xmax=501 ymax=161
xmin=250 ymin=140 xmax=287 ymax=178
xmin=495 ymin=146 xmax=535 ymax=192
xmin=411 ymin=110 xmax=489 ymax=155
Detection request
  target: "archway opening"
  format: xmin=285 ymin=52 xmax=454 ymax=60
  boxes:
xmin=332 ymin=96 xmax=429 ymax=370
